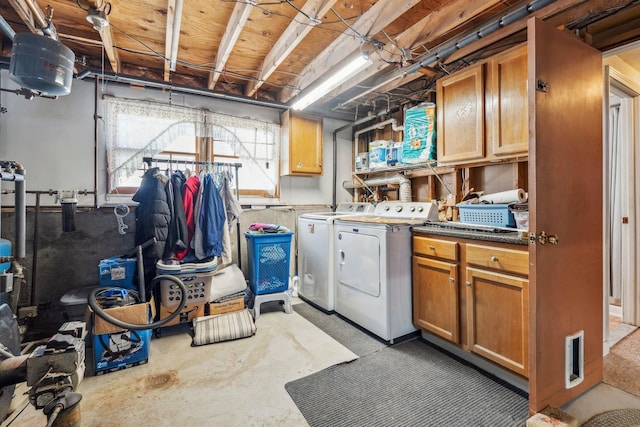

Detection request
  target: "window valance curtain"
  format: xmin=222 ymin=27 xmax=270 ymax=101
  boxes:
xmin=103 ymin=96 xmax=280 ymax=193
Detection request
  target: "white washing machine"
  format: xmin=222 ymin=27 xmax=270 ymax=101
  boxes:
xmin=297 ymin=202 xmax=374 ymax=312
xmin=333 ymin=201 xmax=438 ymax=342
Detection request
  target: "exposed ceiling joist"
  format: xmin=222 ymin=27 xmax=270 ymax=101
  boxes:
xmin=245 ymin=0 xmax=338 ymax=98
xmin=164 ymin=0 xmax=182 ymax=81
xmin=279 ymin=0 xmax=422 ymax=103
xmin=86 ymin=0 xmax=119 ymax=73
xmin=7 ymin=0 xmax=43 ymax=35
xmin=328 ymin=0 xmax=508 ymax=110
xmin=208 ymin=0 xmax=253 ymax=90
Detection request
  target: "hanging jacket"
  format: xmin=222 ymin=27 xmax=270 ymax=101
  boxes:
xmin=175 ymin=175 xmax=200 ymax=260
xmin=164 ymin=170 xmax=188 ymax=259
xmin=200 ymin=173 xmax=227 ymax=258
xmin=132 ymin=167 xmax=170 ymax=292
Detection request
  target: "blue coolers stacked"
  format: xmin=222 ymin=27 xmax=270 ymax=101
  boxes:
xmin=245 ymin=232 xmax=293 ymax=296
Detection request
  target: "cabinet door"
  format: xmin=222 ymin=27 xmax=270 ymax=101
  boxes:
xmin=436 ymin=63 xmax=485 ymax=164
xmin=486 ymin=45 xmax=528 ymax=159
xmin=413 ymin=256 xmax=459 ymax=343
xmin=281 ymin=110 xmax=323 ymax=176
xmin=466 ymin=267 xmax=529 ymax=377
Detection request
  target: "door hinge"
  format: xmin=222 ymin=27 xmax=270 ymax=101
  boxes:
xmin=532 ymin=230 xmax=559 ymax=245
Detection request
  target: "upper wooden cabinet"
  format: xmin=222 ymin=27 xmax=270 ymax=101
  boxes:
xmin=436 ymin=44 xmax=528 ymax=166
xmin=280 ymin=110 xmax=323 ymax=176
xmin=486 ymin=45 xmax=529 ymax=159
xmin=436 ymin=63 xmax=485 ymax=164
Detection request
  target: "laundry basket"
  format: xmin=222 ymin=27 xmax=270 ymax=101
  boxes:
xmin=245 ymin=232 xmax=293 ymax=295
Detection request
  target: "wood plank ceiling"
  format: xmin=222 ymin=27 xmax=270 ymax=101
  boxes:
xmin=1 ymin=0 xmax=640 ymax=119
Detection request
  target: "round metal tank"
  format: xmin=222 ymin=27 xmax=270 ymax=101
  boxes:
xmin=9 ymin=33 xmax=75 ymax=96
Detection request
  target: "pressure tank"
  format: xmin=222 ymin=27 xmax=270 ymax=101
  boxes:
xmin=9 ymin=33 xmax=75 ymax=96
xmin=0 ymin=239 xmax=10 ymax=273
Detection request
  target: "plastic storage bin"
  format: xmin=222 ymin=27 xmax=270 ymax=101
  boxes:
xmin=60 ymin=286 xmax=100 ymax=321
xmin=457 ymin=204 xmax=515 ymax=228
xmin=245 ymin=232 xmax=293 ymax=295
xmin=156 ymin=259 xmax=217 ymax=308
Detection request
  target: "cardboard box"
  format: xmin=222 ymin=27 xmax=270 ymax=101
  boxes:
xmin=88 ymin=299 xmax=155 ymax=375
xmin=90 ymin=300 xmax=154 ymax=335
xmin=159 ymin=303 xmax=205 ymax=327
xmin=402 ymin=102 xmax=437 ymax=164
xmin=93 ymin=329 xmax=151 ymax=375
xmin=207 ymin=297 xmax=245 ymax=316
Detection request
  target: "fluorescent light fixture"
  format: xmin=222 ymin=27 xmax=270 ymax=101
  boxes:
xmin=292 ymin=54 xmax=371 ymax=110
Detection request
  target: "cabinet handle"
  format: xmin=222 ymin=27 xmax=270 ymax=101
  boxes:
xmin=491 ymin=256 xmax=498 ymax=262
xmin=449 ymin=278 xmax=454 ymax=283
xmin=465 ymin=281 xmax=471 ymax=287
xmin=429 ymin=245 xmax=435 ymax=250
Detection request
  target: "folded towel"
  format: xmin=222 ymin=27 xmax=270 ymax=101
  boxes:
xmin=248 ymin=223 xmax=291 ymax=233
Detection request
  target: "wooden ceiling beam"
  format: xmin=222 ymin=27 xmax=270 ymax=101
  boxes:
xmin=328 ymin=0 xmax=507 ymax=108
xmin=245 ymin=0 xmax=339 ymax=98
xmin=86 ymin=0 xmax=120 ymax=73
xmin=337 ymin=0 xmax=597 ymax=110
xmin=7 ymin=0 xmax=44 ymax=34
xmin=164 ymin=0 xmax=182 ymax=81
xmin=207 ymin=1 xmax=253 ymax=90
xmin=278 ymin=0 xmax=422 ymax=104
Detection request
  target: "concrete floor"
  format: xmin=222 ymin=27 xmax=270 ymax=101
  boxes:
xmin=3 ymin=299 xmax=640 ymax=426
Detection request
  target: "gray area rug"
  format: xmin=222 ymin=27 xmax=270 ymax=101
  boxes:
xmin=286 ymin=336 xmax=529 ymax=427
xmin=582 ymin=409 xmax=640 ymax=427
xmin=293 ymin=302 xmax=388 ymax=356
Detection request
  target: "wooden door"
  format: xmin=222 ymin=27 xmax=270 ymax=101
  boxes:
xmin=412 ymin=256 xmax=459 ymax=343
xmin=466 ymin=267 xmax=529 ymax=377
xmin=527 ymin=18 xmax=603 ymax=413
xmin=436 ymin=63 xmax=485 ymax=164
xmin=487 ymin=44 xmax=529 ymax=158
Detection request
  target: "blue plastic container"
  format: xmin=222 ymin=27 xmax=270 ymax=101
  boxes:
xmin=0 ymin=239 xmax=11 ymax=273
xmin=98 ymin=257 xmax=137 ymax=290
xmin=245 ymin=232 xmax=293 ymax=295
xmin=457 ymin=204 xmax=516 ymax=228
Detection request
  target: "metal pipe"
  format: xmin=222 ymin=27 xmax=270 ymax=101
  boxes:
xmin=14 ymin=165 xmax=25 ymax=259
xmin=363 ymin=174 xmax=412 ymax=202
xmin=0 ymin=354 xmax=27 ymax=388
xmin=31 ymin=193 xmax=40 ymax=306
xmin=0 ymin=16 xmax=16 ymax=41
xmin=79 ymin=70 xmax=288 ymax=111
xmin=23 ymin=0 xmax=57 ymax=39
xmin=404 ymin=0 xmax=556 ymax=75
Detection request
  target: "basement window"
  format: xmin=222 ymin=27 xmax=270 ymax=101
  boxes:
xmin=102 ymin=97 xmax=279 ymax=199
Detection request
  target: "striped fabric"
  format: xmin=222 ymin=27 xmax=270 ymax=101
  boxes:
xmin=192 ymin=309 xmax=256 ymax=346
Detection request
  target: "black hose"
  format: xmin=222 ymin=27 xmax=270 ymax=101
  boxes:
xmin=88 ymin=275 xmax=188 ymax=330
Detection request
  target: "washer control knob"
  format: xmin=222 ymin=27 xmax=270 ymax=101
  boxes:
xmin=417 ymin=206 xmax=424 ymax=212
xmin=396 ymin=205 xmax=403 ymax=212
xmin=410 ymin=206 xmax=416 ymax=212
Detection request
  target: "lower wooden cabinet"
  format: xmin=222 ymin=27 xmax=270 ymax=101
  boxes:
xmin=413 ymin=256 xmax=459 ymax=343
xmin=465 ymin=267 xmax=529 ymax=377
xmin=412 ymin=234 xmax=529 ymax=377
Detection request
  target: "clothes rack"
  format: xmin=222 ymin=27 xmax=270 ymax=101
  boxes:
xmin=142 ymin=156 xmax=243 ymax=268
